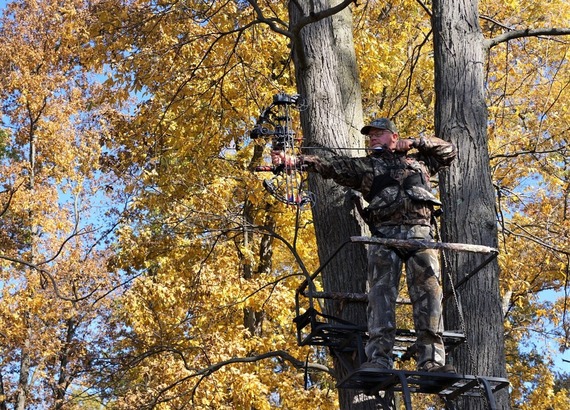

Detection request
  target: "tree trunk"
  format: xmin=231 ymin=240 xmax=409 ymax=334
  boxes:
xmin=289 ymin=2 xmax=375 ymax=409
xmin=432 ymin=0 xmax=510 ymax=409
xmin=0 ymin=371 xmax=7 ymax=410
xmin=330 ymin=2 xmax=364 ymax=144
xmin=15 ymin=347 xmax=30 ymax=410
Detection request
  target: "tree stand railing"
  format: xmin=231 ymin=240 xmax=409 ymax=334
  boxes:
xmin=293 ymin=236 xmax=508 ymax=409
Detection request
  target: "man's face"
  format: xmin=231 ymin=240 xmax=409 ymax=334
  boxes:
xmin=367 ymin=128 xmax=398 ymax=150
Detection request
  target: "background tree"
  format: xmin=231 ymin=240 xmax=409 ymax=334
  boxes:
xmin=433 ymin=0 xmax=508 ymax=407
xmin=0 ymin=1 xmax=125 ymax=408
xmin=287 ymin=0 xmax=373 ymax=407
xmin=433 ymin=1 xmax=570 ymax=408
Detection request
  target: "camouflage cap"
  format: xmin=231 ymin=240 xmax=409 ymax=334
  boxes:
xmin=360 ymin=118 xmax=398 ymax=135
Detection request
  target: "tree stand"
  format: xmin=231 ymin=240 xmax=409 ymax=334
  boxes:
xmin=294 ymin=236 xmax=509 ymax=409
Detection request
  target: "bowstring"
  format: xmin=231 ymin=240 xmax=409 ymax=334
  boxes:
xmin=280 ymin=96 xmax=312 ymax=207
xmin=283 ymin=102 xmax=298 ymax=205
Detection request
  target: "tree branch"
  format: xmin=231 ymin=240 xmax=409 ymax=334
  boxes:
xmin=485 ymin=26 xmax=570 ymax=50
xmin=490 ymin=146 xmax=567 ymax=159
xmin=0 ymin=182 xmax=23 ymax=217
xmin=247 ymin=0 xmax=292 ymax=38
xmin=186 ymin=350 xmax=331 ymax=406
xmin=415 ymin=0 xmax=431 ymax=18
xmin=0 ymin=254 xmax=100 ymax=302
xmin=289 ymin=0 xmax=356 ymax=37
xmin=138 ymin=349 xmax=332 ymax=408
xmin=248 ymin=0 xmax=356 ymax=38
xmin=504 ymin=224 xmax=570 ymax=256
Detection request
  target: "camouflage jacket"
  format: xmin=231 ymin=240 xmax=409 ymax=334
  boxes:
xmin=302 ymin=137 xmax=456 ymax=227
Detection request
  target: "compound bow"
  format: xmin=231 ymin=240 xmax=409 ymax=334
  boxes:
xmin=250 ymin=93 xmax=315 ymax=208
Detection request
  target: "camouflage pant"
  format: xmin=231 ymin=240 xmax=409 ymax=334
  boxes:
xmin=365 ymin=224 xmax=445 ymax=368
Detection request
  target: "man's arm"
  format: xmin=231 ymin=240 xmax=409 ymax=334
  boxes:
xmin=271 ymin=151 xmax=337 ymax=175
xmin=271 ymin=151 xmax=368 ymax=190
xmin=413 ymin=136 xmax=457 ymax=173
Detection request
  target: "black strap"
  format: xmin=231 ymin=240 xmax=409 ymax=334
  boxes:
xmin=364 ymin=174 xmax=398 ymax=202
xmin=403 ymin=172 xmax=426 ymax=190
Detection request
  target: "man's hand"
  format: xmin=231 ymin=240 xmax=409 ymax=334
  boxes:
xmin=395 ymin=138 xmax=417 ymax=152
xmin=270 ymin=150 xmax=285 ymax=165
xmin=271 ymin=150 xmax=298 ymax=167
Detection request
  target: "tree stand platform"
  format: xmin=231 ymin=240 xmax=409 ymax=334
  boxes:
xmin=337 ymin=368 xmax=509 ymax=410
xmin=294 ymin=307 xmax=466 ymax=367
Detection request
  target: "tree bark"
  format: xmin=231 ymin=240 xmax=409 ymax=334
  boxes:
xmin=288 ymin=2 xmax=375 ymax=409
xmin=15 ymin=346 xmax=30 ymax=410
xmin=330 ymin=1 xmax=364 ymax=144
xmin=432 ymin=0 xmax=510 ymax=409
xmin=0 ymin=370 xmax=7 ymax=410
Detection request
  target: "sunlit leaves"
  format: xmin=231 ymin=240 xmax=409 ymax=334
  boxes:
xmin=0 ymin=1 xmax=126 ymax=408
xmin=2 ymin=0 xmax=570 ymax=408
xmin=86 ymin=3 xmax=330 ymax=405
xmin=479 ymin=0 xmax=570 ymax=404
xmin=354 ymin=0 xmax=435 ymax=134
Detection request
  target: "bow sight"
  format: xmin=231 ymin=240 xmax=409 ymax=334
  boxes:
xmin=250 ymin=92 xmax=314 ymax=208
xmin=250 ymin=93 xmax=300 ymax=151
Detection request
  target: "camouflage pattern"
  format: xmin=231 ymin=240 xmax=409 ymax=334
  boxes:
xmin=302 ymin=136 xmax=456 ymax=369
xmin=361 ymin=117 xmax=398 ymax=135
xmin=303 ymin=136 xmax=456 ymax=227
xmin=366 ymin=225 xmax=445 ymax=368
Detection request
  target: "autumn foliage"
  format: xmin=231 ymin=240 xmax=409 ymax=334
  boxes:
xmin=0 ymin=0 xmax=569 ymax=409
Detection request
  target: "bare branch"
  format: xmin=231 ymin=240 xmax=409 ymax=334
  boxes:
xmin=113 ymin=345 xmax=332 ymax=408
xmin=490 ymin=146 xmax=568 ymax=160
xmin=160 ymin=350 xmax=331 ymax=407
xmin=503 ymin=224 xmax=570 ymax=256
xmin=289 ymin=0 xmax=356 ymax=37
xmin=484 ymin=26 xmax=570 ymax=50
xmin=247 ymin=0 xmax=292 ymax=38
xmin=415 ymin=0 xmax=432 ymax=18
xmin=193 ymin=349 xmax=331 ymax=377
xmin=0 ymin=254 xmax=99 ymax=302
xmin=391 ymin=28 xmax=432 ymax=118
xmin=0 ymin=182 xmax=24 ymax=217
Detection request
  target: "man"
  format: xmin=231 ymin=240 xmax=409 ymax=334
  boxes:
xmin=272 ymin=118 xmax=456 ymax=372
